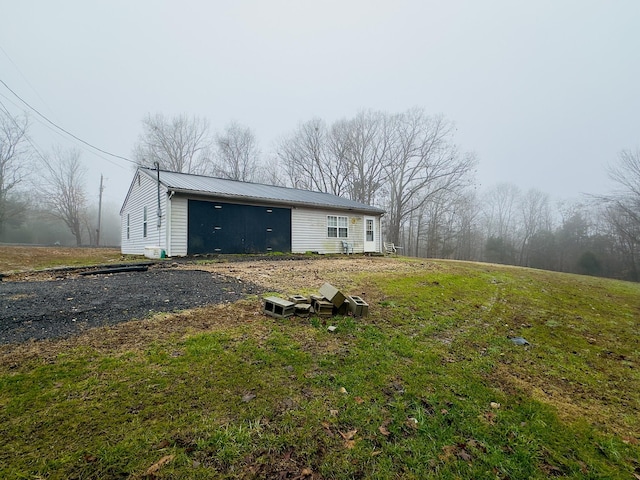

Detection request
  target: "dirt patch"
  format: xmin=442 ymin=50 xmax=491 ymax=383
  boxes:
xmin=183 ymin=256 xmax=431 ymax=293
xmin=0 ymin=246 xmax=125 ymax=274
xmin=0 ymin=256 xmax=426 ymax=365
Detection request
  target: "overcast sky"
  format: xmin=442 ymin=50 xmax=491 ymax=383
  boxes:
xmin=1 ymin=0 xmax=638 ymax=207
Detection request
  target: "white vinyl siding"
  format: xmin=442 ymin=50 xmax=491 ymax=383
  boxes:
xmin=292 ymin=208 xmax=368 ymax=254
xmin=168 ymin=197 xmax=188 ymax=257
xmin=120 ymin=171 xmax=167 ymax=254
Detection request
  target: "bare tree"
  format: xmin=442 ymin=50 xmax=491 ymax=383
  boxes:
xmin=277 ymin=118 xmax=349 ymax=195
xmin=602 ymin=203 xmax=639 ymax=280
xmin=213 ymin=121 xmax=260 ymax=181
xmin=254 ymin=153 xmax=287 ymax=187
xmin=518 ymin=188 xmax=552 ymax=265
xmin=0 ymin=110 xmax=31 ymax=232
xmin=277 ymin=111 xmax=390 ymax=202
xmin=383 ymin=109 xmax=476 ymax=244
xmin=451 ymin=190 xmax=484 ymax=261
xmin=609 ymin=148 xmax=640 ymax=201
xmin=133 ymin=113 xmax=212 ymax=174
xmin=277 ymin=118 xmax=323 ymax=191
xmin=40 ymin=147 xmax=87 ymax=246
xmin=342 ymin=110 xmax=391 ymax=205
xmin=324 ymin=119 xmax=354 ymax=197
xmin=482 ymin=183 xmax=521 ymax=241
xmin=600 ymin=148 xmax=640 ymax=279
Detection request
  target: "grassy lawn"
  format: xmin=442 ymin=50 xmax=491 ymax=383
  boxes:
xmin=1 ymin=257 xmax=639 ymax=478
xmin=0 ymin=246 xmax=130 ymax=274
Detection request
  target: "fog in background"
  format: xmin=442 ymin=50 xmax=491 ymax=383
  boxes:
xmin=1 ymin=1 xmax=639 ymax=249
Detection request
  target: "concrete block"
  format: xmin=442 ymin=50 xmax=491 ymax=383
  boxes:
xmin=289 ymin=294 xmax=308 ymax=303
xmin=263 ymin=296 xmax=295 ymax=318
xmin=319 ymin=283 xmax=346 ymax=308
xmin=347 ymin=295 xmax=369 ymax=317
xmin=333 ymin=299 xmax=350 ymax=316
xmin=311 ymin=297 xmax=334 ymax=317
xmin=294 ymin=303 xmax=313 ymax=317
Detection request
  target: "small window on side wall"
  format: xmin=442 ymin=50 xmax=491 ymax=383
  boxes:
xmin=143 ymin=206 xmax=148 ymax=238
xmin=327 ymin=215 xmax=348 ymax=238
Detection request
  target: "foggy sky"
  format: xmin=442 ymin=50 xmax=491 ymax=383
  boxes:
xmin=1 ymin=0 xmax=638 ymax=208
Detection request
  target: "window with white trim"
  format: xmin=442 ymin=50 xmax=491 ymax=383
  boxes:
xmin=327 ymin=215 xmax=348 ymax=238
xmin=143 ymin=206 xmax=148 ymax=238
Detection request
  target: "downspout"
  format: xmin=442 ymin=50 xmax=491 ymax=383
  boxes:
xmin=166 ymin=190 xmax=175 ymax=257
xmin=155 ymin=162 xmax=162 ymax=252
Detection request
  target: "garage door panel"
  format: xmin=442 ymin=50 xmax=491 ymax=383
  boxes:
xmin=188 ymin=200 xmax=291 ymax=254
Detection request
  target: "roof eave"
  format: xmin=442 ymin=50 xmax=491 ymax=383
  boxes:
xmin=166 ymin=188 xmax=385 ymax=215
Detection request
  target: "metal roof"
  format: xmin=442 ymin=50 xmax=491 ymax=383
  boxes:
xmin=139 ymin=168 xmax=385 ymax=214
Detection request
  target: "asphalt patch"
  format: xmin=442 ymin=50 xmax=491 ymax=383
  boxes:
xmin=0 ymin=269 xmax=262 ymax=344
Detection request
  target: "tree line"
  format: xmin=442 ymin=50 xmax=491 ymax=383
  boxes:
xmin=1 ymin=108 xmax=638 ymax=281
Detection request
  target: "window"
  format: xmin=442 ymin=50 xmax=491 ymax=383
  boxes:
xmin=143 ymin=206 xmax=147 ymax=238
xmin=327 ymin=215 xmax=348 ymax=238
xmin=127 ymin=214 xmax=130 ymax=240
xmin=366 ymin=219 xmax=374 ymax=242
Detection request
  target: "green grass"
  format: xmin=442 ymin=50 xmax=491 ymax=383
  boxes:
xmin=0 ymin=246 xmax=143 ymax=274
xmin=1 ymin=260 xmax=639 ymax=479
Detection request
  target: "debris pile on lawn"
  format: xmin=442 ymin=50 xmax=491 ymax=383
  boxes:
xmin=263 ymin=282 xmax=368 ymax=319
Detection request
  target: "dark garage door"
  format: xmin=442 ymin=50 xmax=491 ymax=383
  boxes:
xmin=188 ymin=200 xmax=292 ymax=254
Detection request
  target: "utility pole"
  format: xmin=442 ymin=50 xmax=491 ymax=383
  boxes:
xmin=96 ymin=174 xmax=104 ymax=246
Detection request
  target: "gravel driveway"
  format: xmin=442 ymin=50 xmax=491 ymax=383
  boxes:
xmin=0 ymin=267 xmax=262 ymax=344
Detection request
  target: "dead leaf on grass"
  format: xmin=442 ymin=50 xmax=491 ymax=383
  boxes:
xmin=378 ymin=425 xmax=391 ymax=436
xmin=339 ymin=429 xmax=358 ymax=441
xmin=481 ymin=412 xmax=496 ymax=424
xmin=241 ymin=392 xmax=256 ymax=403
xmin=154 ymin=439 xmax=170 ymax=449
xmin=439 ymin=445 xmax=457 ymax=462
xmin=457 ymin=448 xmax=472 ymax=462
xmin=146 ymin=454 xmax=175 ymax=475
xmin=439 ymin=444 xmax=474 ymax=463
xmin=405 ymin=417 xmax=419 ymax=430
xmin=339 ymin=429 xmax=358 ymax=449
xmin=321 ymin=421 xmax=334 ymax=437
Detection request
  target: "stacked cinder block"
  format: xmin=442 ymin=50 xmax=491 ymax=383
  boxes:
xmin=263 ymin=282 xmax=369 ymax=319
xmin=347 ymin=295 xmax=369 ymax=317
xmin=263 ymin=296 xmax=296 ymax=318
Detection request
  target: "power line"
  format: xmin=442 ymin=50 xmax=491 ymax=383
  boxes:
xmin=0 ymin=77 xmax=137 ymax=165
xmin=0 ymin=98 xmax=49 ymax=163
xmin=0 ymin=44 xmax=58 ymax=121
xmin=0 ymin=90 xmax=127 ymax=170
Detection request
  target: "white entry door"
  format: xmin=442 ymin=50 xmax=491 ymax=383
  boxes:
xmin=364 ymin=216 xmax=376 ymax=252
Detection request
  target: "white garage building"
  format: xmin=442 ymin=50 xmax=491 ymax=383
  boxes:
xmin=120 ymin=167 xmax=385 ymax=257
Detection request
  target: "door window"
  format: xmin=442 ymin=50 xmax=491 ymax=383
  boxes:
xmin=366 ymin=219 xmax=374 ymax=242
